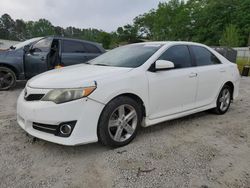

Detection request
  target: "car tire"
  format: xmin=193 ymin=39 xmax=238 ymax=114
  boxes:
xmin=97 ymin=96 xmax=142 ymax=147
xmin=0 ymin=67 xmax=16 ymax=91
xmin=213 ymin=85 xmax=232 ymax=115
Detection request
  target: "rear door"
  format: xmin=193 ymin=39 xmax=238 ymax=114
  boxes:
xmin=82 ymin=42 xmax=102 ymax=61
xmin=189 ymin=45 xmax=226 ymax=107
xmin=24 ymin=37 xmax=52 ymax=78
xmin=61 ymin=40 xmax=88 ymax=66
xmin=147 ymin=45 xmax=198 ymax=119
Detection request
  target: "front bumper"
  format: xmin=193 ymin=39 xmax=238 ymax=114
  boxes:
xmin=17 ymin=89 xmax=105 ymax=145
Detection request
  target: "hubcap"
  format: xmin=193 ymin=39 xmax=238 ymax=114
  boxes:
xmin=108 ymin=104 xmax=138 ymax=142
xmin=0 ymin=70 xmax=13 ymax=89
xmin=219 ymin=88 xmax=231 ymax=111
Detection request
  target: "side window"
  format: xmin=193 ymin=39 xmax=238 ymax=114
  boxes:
xmin=191 ymin=46 xmax=221 ymax=66
xmin=62 ymin=40 xmax=86 ymax=53
xmin=158 ymin=45 xmax=192 ymax=68
xmin=83 ymin=43 xmax=101 ymax=53
xmin=32 ymin=38 xmax=52 ymax=52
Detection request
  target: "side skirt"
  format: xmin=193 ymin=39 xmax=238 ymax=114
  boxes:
xmin=143 ymin=103 xmax=216 ymax=127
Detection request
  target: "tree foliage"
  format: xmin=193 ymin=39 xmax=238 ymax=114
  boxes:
xmin=220 ymin=24 xmax=240 ymax=47
xmin=0 ymin=0 xmax=249 ymax=48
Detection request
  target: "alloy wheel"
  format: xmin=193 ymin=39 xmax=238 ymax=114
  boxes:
xmin=219 ymin=88 xmax=231 ymax=112
xmin=108 ymin=104 xmax=138 ymax=142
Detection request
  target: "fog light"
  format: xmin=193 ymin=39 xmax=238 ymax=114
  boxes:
xmin=56 ymin=121 xmax=76 ymax=137
xmin=60 ymin=124 xmax=72 ymax=135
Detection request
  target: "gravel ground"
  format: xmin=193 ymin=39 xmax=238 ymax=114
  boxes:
xmin=0 ymin=78 xmax=250 ymax=188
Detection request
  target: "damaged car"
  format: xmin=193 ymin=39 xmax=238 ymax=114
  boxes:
xmin=0 ymin=36 xmax=105 ymax=90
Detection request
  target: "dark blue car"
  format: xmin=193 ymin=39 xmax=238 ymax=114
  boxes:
xmin=0 ymin=36 xmax=105 ymax=90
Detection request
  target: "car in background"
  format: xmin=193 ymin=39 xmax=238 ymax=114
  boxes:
xmin=0 ymin=36 xmax=105 ymax=90
xmin=17 ymin=41 xmax=240 ymax=147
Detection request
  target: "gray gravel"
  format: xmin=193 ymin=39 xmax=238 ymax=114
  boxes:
xmin=0 ymin=78 xmax=250 ymax=188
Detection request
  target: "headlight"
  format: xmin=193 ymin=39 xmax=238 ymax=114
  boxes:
xmin=41 ymin=86 xmax=96 ymax=104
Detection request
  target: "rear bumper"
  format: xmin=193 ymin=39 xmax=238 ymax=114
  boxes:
xmin=17 ymin=90 xmax=105 ymax=145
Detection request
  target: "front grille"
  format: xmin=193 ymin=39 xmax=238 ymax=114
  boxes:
xmin=33 ymin=122 xmax=59 ymax=134
xmin=25 ymin=94 xmax=45 ymax=101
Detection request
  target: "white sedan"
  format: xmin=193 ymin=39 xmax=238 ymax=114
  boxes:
xmin=17 ymin=42 xmax=240 ymax=147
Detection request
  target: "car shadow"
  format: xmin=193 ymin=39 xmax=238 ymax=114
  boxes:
xmin=15 ymin=81 xmax=27 ymax=89
xmin=25 ymin=111 xmax=214 ymax=154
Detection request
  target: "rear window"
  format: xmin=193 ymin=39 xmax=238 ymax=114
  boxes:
xmin=191 ymin=46 xmax=221 ymax=66
xmin=83 ymin=43 xmax=101 ymax=53
xmin=62 ymin=40 xmax=85 ymax=53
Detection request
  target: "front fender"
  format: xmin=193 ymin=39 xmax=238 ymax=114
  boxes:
xmin=88 ymin=71 xmax=149 ymax=116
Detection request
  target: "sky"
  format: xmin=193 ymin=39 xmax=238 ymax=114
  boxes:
xmin=0 ymin=0 xmax=167 ymax=32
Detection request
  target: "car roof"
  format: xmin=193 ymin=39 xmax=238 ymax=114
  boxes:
xmin=40 ymin=36 xmax=102 ymax=46
xmin=134 ymin=41 xmax=208 ymax=47
xmin=34 ymin=35 xmax=102 ymax=47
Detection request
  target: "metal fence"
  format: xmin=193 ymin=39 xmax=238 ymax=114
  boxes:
xmin=233 ymin=47 xmax=250 ymax=61
xmin=212 ymin=47 xmax=238 ymax=63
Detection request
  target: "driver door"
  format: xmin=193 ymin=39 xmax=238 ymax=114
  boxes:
xmin=24 ymin=37 xmax=53 ymax=78
xmin=147 ymin=45 xmax=198 ymax=119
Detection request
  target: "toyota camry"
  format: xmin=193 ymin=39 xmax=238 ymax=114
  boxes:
xmin=17 ymin=42 xmax=240 ymax=147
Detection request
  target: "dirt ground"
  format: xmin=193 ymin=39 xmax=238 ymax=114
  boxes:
xmin=0 ymin=78 xmax=249 ymax=188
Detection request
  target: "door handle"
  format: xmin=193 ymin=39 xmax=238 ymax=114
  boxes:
xmin=40 ymin=57 xmax=45 ymax=61
xmin=189 ymin=72 xmax=198 ymax=78
xmin=220 ymin=69 xmax=226 ymax=73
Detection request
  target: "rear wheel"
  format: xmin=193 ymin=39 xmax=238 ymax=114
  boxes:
xmin=0 ymin=67 xmax=16 ymax=91
xmin=97 ymin=96 xmax=142 ymax=147
xmin=213 ymin=85 xmax=232 ymax=115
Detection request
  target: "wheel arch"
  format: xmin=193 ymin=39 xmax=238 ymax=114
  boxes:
xmin=100 ymin=92 xmax=147 ymax=119
xmin=0 ymin=63 xmax=19 ymax=79
xmin=223 ymin=81 xmax=234 ymax=100
xmin=115 ymin=93 xmax=146 ymax=118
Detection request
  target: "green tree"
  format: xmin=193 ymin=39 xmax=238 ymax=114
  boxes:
xmin=220 ymin=24 xmax=240 ymax=47
xmin=15 ymin=19 xmax=26 ymax=40
xmin=97 ymin=32 xmax=111 ymax=49
xmin=25 ymin=19 xmax=55 ymax=38
xmin=135 ymin=0 xmax=192 ymax=41
xmin=0 ymin=14 xmax=16 ymax=40
xmin=116 ymin=24 xmax=139 ymax=43
xmin=1 ymin=0 xmax=249 ymax=47
xmin=54 ymin=26 xmax=64 ymax=36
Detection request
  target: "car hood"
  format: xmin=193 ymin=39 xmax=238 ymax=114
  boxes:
xmin=0 ymin=49 xmax=19 ymax=58
xmin=28 ymin=64 xmax=133 ymax=89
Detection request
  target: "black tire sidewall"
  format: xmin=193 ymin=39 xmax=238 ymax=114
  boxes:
xmin=97 ymin=96 xmax=142 ymax=147
xmin=0 ymin=67 xmax=16 ymax=91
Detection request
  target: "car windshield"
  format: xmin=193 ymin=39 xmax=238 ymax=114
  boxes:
xmin=89 ymin=43 xmax=163 ymax=68
xmin=12 ymin=37 xmax=43 ymax=50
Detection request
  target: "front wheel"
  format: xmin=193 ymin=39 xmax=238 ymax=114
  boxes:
xmin=97 ymin=96 xmax=142 ymax=147
xmin=0 ymin=67 xmax=16 ymax=91
xmin=213 ymin=85 xmax=232 ymax=115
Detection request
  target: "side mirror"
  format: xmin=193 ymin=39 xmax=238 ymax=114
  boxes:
xmin=23 ymin=45 xmax=30 ymax=53
xmin=9 ymin=45 xmax=15 ymax=50
xmin=155 ymin=60 xmax=174 ymax=71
